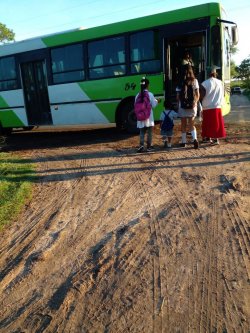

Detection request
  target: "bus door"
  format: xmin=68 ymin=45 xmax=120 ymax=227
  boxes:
xmin=20 ymin=60 xmax=52 ymax=125
xmin=163 ymin=31 xmax=206 ymax=104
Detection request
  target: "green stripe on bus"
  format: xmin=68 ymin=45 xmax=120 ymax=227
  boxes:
xmin=0 ymin=96 xmax=9 ymax=108
xmin=42 ymin=3 xmax=220 ymax=48
xmin=0 ymin=111 xmax=25 ymax=127
xmin=97 ymin=102 xmax=119 ymax=122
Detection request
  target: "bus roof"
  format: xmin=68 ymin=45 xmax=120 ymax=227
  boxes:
xmin=1 ymin=2 xmax=221 ymax=56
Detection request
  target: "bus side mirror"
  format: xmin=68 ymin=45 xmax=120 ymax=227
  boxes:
xmin=231 ymin=26 xmax=238 ymax=45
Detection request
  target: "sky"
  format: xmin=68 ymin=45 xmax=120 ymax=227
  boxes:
xmin=1 ymin=0 xmax=249 ymax=65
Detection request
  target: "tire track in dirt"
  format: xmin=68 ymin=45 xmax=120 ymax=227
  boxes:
xmin=134 ymin=148 xmax=248 ymax=332
xmin=0 ymin=150 xmax=81 ymax=279
xmin=219 ymin=195 xmax=250 ymax=332
xmin=133 ymin=169 xmax=165 ymax=333
xmin=132 ymin=150 xmax=209 ymax=332
xmin=0 ymin=148 xmax=104 ymax=330
xmin=224 ymin=198 xmax=250 ymax=278
xmin=155 ymin=151 xmax=208 ymax=332
xmin=69 ymin=161 xmax=155 ymax=332
xmin=197 ymin=196 xmax=220 ymax=333
xmin=0 ymin=137 xmax=249 ymax=332
xmin=50 ymin=152 xmax=175 ymax=332
xmin=1 ymin=150 xmax=156 ymax=332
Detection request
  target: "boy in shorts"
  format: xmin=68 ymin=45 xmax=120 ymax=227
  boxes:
xmin=160 ymin=100 xmax=178 ymax=148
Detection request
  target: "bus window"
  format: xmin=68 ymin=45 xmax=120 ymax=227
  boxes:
xmin=0 ymin=56 xmax=18 ymax=91
xmin=130 ymin=30 xmax=160 ymax=74
xmin=88 ymin=36 xmax=125 ymax=79
xmin=211 ymin=25 xmax=222 ymax=74
xmin=51 ymin=43 xmax=85 ymax=84
xmin=223 ymin=26 xmax=231 ymax=82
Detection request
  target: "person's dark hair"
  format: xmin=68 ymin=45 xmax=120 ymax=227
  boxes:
xmin=140 ymin=77 xmax=149 ymax=101
xmin=184 ymin=50 xmax=190 ymax=58
xmin=183 ymin=65 xmax=195 ymax=82
xmin=164 ymin=100 xmax=172 ymax=109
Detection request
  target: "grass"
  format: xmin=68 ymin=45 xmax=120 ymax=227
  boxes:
xmin=0 ymin=152 xmax=35 ymax=230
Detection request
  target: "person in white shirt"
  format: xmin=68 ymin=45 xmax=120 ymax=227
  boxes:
xmin=200 ymin=66 xmax=226 ymax=145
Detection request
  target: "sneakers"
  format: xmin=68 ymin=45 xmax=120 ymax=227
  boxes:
xmin=210 ymin=139 xmax=219 ymax=145
xmin=137 ymin=145 xmax=155 ymax=152
xmin=164 ymin=141 xmax=172 ymax=148
xmin=137 ymin=145 xmax=144 ymax=153
xmin=147 ymin=146 xmax=155 ymax=152
xmin=202 ymin=137 xmax=211 ymax=143
xmin=180 ymin=143 xmax=186 ymax=148
xmin=193 ymin=139 xmax=199 ymax=149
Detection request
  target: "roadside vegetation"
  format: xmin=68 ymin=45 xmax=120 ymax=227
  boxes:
xmin=231 ymin=55 xmax=250 ymax=98
xmin=0 ymin=152 xmax=35 ymax=230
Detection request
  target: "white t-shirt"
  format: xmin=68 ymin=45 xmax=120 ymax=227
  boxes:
xmin=135 ymin=90 xmax=158 ymax=128
xmin=160 ymin=109 xmax=178 ymax=122
xmin=201 ymin=77 xmax=224 ymax=109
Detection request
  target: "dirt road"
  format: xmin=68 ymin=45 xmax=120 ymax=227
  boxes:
xmin=0 ymin=124 xmax=249 ymax=333
xmin=225 ymin=94 xmax=250 ymax=122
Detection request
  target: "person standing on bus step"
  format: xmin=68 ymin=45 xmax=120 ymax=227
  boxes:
xmin=200 ymin=66 xmax=226 ymax=145
xmin=176 ymin=65 xmax=200 ymax=149
xmin=136 ymin=77 xmax=160 ymax=152
xmin=182 ymin=50 xmax=194 ymax=67
xmin=180 ymin=50 xmax=195 ymax=79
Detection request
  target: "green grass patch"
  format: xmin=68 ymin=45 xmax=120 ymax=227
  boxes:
xmin=0 ymin=152 xmax=35 ymax=230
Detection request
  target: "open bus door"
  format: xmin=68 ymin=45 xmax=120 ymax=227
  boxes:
xmin=163 ymin=32 xmax=206 ymax=107
xmin=20 ymin=59 xmax=52 ymax=126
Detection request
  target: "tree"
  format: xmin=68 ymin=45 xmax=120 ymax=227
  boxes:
xmin=230 ymin=46 xmax=239 ymax=79
xmin=230 ymin=60 xmax=237 ymax=79
xmin=0 ymin=23 xmax=15 ymax=44
xmin=236 ymin=56 xmax=250 ymax=80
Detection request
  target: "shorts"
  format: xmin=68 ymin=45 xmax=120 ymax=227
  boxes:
xmin=178 ymin=106 xmax=197 ymax=118
xmin=161 ymin=129 xmax=173 ymax=137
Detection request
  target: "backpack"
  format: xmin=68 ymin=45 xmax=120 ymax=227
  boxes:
xmin=134 ymin=91 xmax=151 ymax=121
xmin=180 ymin=82 xmax=194 ymax=109
xmin=161 ymin=110 xmax=174 ymax=131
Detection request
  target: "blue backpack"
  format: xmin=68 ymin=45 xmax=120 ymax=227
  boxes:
xmin=161 ymin=110 xmax=174 ymax=131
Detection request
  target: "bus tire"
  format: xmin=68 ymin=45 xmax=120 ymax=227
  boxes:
xmin=0 ymin=123 xmax=12 ymax=136
xmin=117 ymin=99 xmax=139 ymax=134
xmin=23 ymin=126 xmax=34 ymax=131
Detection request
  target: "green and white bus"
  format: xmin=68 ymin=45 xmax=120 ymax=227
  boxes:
xmin=0 ymin=2 xmax=238 ymax=135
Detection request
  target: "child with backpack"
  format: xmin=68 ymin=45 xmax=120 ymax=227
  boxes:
xmin=176 ymin=65 xmax=200 ymax=149
xmin=160 ymin=100 xmax=178 ymax=148
xmin=134 ymin=77 xmax=160 ymax=152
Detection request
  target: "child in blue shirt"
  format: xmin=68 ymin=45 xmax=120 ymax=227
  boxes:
xmin=160 ymin=100 xmax=178 ymax=148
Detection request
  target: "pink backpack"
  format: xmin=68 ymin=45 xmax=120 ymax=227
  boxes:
xmin=134 ymin=91 xmax=151 ymax=121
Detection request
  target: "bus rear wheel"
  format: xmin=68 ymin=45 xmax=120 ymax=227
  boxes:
xmin=0 ymin=124 xmax=12 ymax=136
xmin=23 ymin=126 xmax=35 ymax=131
xmin=118 ymin=100 xmax=139 ymax=134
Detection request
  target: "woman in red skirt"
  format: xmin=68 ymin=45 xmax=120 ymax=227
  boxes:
xmin=200 ymin=67 xmax=226 ymax=145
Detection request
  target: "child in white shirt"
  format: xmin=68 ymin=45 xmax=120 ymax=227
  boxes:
xmin=160 ymin=100 xmax=178 ymax=148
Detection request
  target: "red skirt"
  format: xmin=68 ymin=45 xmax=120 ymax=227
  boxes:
xmin=202 ymin=108 xmax=226 ymax=138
